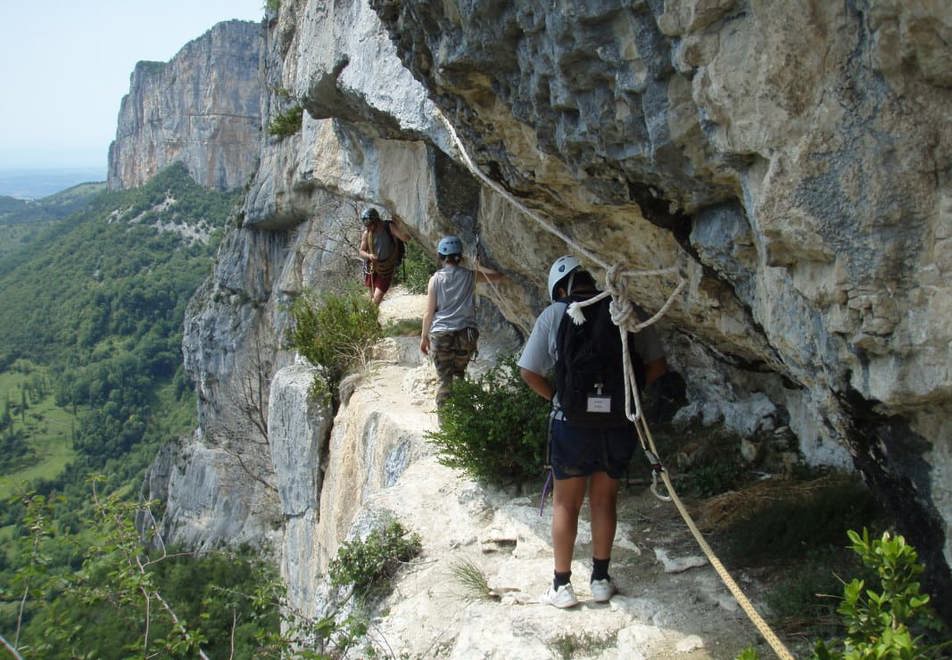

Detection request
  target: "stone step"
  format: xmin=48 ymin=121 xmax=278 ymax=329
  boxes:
xmin=371 ymin=335 xmax=426 ymax=367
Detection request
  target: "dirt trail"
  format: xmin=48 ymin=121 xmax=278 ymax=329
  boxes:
xmin=345 ymin=288 xmax=778 ymax=659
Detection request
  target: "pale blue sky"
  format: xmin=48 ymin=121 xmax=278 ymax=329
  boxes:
xmin=0 ymin=0 xmax=265 ymax=171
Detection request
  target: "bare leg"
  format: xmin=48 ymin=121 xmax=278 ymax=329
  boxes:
xmin=552 ymin=476 xmax=587 ymax=573
xmin=588 ymin=471 xmax=619 ymax=560
xmin=372 ymin=287 xmax=385 ymax=305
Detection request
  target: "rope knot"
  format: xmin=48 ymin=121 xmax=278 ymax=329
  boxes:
xmin=603 ymin=264 xmax=638 ymax=331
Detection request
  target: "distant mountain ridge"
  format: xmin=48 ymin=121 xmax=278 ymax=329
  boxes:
xmin=0 ymin=167 xmax=105 ymax=200
xmin=0 ymin=163 xmax=237 ymax=368
xmin=0 ymin=182 xmax=106 ymax=266
xmin=107 ymin=20 xmax=266 ymax=192
xmin=0 ymin=182 xmax=106 ymax=224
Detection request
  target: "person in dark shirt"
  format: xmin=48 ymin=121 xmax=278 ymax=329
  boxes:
xmin=358 ymin=207 xmax=410 ymax=305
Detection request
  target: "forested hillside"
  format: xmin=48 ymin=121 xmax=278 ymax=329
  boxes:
xmin=0 ymin=182 xmax=105 ymax=264
xmin=0 ymin=164 xmax=284 ymax=657
xmin=0 ymin=163 xmax=235 ymax=472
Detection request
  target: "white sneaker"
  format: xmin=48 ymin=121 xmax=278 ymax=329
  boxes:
xmin=540 ymin=583 xmax=579 ymax=608
xmin=590 ymin=578 xmax=617 ymax=603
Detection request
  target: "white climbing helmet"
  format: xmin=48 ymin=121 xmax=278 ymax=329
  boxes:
xmin=547 ymin=255 xmax=582 ymax=301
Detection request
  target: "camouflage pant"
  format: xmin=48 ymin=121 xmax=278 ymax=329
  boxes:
xmin=430 ymin=327 xmax=479 ymax=407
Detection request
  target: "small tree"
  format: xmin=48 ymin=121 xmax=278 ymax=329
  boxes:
xmin=288 ymin=288 xmax=381 ymax=399
xmin=813 ymin=529 xmax=946 ymax=659
xmin=267 ymin=105 xmax=303 ymax=139
xmin=738 ymin=529 xmax=947 ymax=660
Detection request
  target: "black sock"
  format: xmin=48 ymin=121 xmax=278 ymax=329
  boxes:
xmin=553 ymin=570 xmax=571 ymax=590
xmin=591 ymin=557 xmax=610 ymax=582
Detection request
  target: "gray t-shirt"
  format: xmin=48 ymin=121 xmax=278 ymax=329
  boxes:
xmin=429 ymin=265 xmax=477 ymax=334
xmin=517 ymin=300 xmax=664 ymax=378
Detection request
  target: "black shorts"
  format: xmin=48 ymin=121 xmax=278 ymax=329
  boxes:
xmin=549 ymin=418 xmax=636 ymax=480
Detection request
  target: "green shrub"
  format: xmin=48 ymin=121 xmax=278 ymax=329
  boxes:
xmin=427 ymin=356 xmax=549 ymax=485
xmin=813 ymin=529 xmax=946 ymax=659
xmin=394 ymin=240 xmax=437 ymax=294
xmin=328 ymin=521 xmax=421 ymax=601
xmin=549 ymin=630 xmax=617 ymax=659
xmin=382 ymin=318 xmax=422 ymax=337
xmin=288 ymin=288 xmax=381 ymax=394
xmin=267 ymin=105 xmax=303 ymax=138
xmin=740 ymin=530 xmax=948 ymax=660
xmin=686 ymin=456 xmax=744 ymax=497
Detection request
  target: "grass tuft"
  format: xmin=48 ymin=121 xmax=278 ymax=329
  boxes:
xmin=448 ymin=557 xmax=494 ymax=601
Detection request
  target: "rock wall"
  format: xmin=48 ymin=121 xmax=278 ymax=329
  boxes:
xmin=107 ymin=20 xmax=265 ymax=191
xmin=370 ymin=0 xmax=952 ymax=607
xmin=144 ymin=0 xmax=952 ymax=626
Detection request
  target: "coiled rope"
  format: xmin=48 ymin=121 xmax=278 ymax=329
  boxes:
xmin=435 ymin=110 xmax=795 ymax=660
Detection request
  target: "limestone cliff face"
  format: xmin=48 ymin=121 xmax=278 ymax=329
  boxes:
xmin=370 ymin=0 xmax=952 ymax=600
xmin=107 ymin=20 xmax=265 ymax=191
xmin=146 ymin=0 xmax=952 ymax=627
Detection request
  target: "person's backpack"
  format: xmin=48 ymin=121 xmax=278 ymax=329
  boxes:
xmin=379 ymin=221 xmax=406 ymax=278
xmin=554 ymin=294 xmax=645 ymax=428
xmin=386 ymin=221 xmax=406 ymax=272
xmin=365 ymin=221 xmax=406 ymax=279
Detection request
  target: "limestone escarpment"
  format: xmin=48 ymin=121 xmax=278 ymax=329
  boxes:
xmin=145 ymin=0 xmax=952 ymax=631
xmin=154 ymin=0 xmax=510 ymax=550
xmin=370 ymin=0 xmax=952 ymax=605
xmin=108 ymin=20 xmax=265 ymax=192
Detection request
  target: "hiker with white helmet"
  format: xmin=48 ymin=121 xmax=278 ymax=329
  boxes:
xmin=358 ymin=207 xmax=410 ymax=305
xmin=519 ymin=255 xmax=668 ymax=608
xmin=420 ymin=235 xmax=504 ymax=408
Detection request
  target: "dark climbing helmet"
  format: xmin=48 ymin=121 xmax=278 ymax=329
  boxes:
xmin=437 ymin=235 xmax=463 ymax=257
xmin=361 ymin=207 xmax=381 ymax=226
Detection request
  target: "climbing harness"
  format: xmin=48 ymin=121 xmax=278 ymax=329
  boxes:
xmin=435 ymin=109 xmax=796 ymax=660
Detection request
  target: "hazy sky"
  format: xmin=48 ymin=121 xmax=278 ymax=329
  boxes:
xmin=0 ymin=0 xmax=265 ymax=171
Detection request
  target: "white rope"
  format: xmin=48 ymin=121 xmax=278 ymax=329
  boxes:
xmin=434 ymin=107 xmax=794 ymax=660
xmin=436 ymin=112 xmax=609 ymax=271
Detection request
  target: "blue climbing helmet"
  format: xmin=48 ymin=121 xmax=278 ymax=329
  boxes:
xmin=437 ymin=235 xmax=463 ymax=257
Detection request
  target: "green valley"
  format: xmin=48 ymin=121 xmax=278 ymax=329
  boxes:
xmin=0 ymin=362 xmax=77 ymax=497
xmin=0 ymin=164 xmax=288 ymax=657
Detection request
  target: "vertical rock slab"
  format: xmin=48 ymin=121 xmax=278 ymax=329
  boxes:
xmin=108 ymin=20 xmax=265 ymax=191
xmin=268 ymin=363 xmax=332 ymax=616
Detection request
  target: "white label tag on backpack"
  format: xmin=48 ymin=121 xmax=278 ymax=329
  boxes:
xmin=586 ymin=396 xmax=611 ymax=413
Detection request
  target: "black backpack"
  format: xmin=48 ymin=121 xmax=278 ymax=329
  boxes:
xmin=554 ymin=294 xmax=645 ymax=428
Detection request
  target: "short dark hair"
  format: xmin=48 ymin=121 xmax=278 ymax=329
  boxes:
xmin=556 ymin=269 xmax=596 ymax=296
